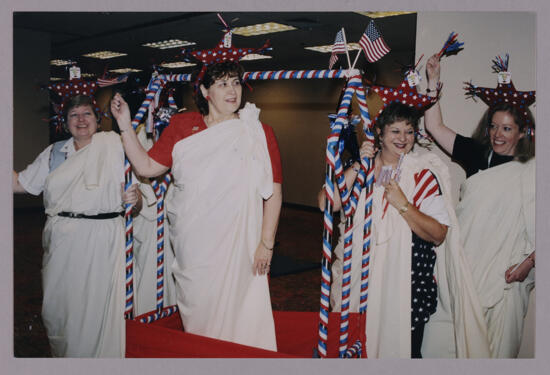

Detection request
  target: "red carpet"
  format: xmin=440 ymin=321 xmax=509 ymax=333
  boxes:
xmin=127 ymin=309 xmax=365 ymax=358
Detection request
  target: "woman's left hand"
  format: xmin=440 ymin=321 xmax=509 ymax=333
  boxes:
xmin=359 ymin=140 xmax=377 ymax=160
xmin=505 ymin=259 xmax=533 ymax=283
xmin=121 ymin=183 xmax=140 ymax=207
xmin=426 ymin=54 xmax=441 ymax=84
xmin=383 ymin=179 xmax=409 ymax=210
xmin=253 ymin=241 xmax=273 ymax=276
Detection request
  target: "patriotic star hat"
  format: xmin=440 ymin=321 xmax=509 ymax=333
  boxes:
xmin=186 ymin=30 xmax=271 ymax=93
xmin=464 ymin=54 xmax=536 ymax=133
xmin=47 ymin=72 xmax=101 ymax=131
xmin=367 ymin=68 xmax=441 ymax=123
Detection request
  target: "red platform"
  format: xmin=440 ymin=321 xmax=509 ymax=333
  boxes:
xmin=126 ymin=309 xmax=365 ymax=358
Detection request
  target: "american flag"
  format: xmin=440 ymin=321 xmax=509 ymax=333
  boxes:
xmin=97 ymin=74 xmax=129 ymax=87
xmin=359 ymin=20 xmax=390 ymax=63
xmin=329 ymin=29 xmax=346 ymax=69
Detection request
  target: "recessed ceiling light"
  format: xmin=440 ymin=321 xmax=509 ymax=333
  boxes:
xmin=109 ymin=68 xmax=142 ymax=74
xmin=240 ymin=54 xmax=272 ymax=61
xmin=232 ymin=22 xmax=296 ymax=37
xmin=83 ymin=51 xmax=127 ymax=59
xmin=143 ymin=39 xmax=196 ymax=49
xmin=50 ymin=59 xmax=75 ymax=66
xmin=304 ymin=43 xmax=362 ymax=53
xmin=160 ymin=61 xmax=197 ymax=69
xmin=355 ymin=11 xmax=415 ymax=18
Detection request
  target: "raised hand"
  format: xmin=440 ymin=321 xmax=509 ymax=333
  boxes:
xmin=110 ymin=93 xmax=132 ymax=131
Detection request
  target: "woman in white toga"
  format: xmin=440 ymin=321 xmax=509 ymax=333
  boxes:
xmin=111 ymin=61 xmax=283 ymax=351
xmin=13 ymin=95 xmax=140 ymax=357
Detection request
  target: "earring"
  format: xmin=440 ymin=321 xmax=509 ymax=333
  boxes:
xmin=206 ymin=95 xmax=211 ymax=101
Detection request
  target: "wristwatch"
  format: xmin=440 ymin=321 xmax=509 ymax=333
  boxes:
xmin=399 ymin=202 xmax=410 ymax=214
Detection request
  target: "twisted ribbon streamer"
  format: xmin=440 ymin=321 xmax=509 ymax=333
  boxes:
xmin=138 ymin=305 xmax=179 ymax=324
xmin=124 ymin=159 xmax=135 ymax=319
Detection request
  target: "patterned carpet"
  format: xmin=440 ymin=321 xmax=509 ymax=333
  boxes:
xmin=13 ymin=204 xmax=325 ymax=357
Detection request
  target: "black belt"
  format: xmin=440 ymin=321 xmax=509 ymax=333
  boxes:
xmin=58 ymin=211 xmax=124 ymax=219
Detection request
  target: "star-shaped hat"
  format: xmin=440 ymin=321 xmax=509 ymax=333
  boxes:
xmin=47 ymin=76 xmax=101 ymax=131
xmin=186 ymin=30 xmax=270 ymax=92
xmin=190 ymin=32 xmax=269 ymax=65
xmin=367 ymin=69 xmax=440 ymax=123
xmin=48 ymin=78 xmax=99 ymax=108
xmin=464 ymin=54 xmax=535 ymax=128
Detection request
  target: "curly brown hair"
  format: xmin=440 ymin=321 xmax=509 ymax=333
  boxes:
xmin=373 ymin=101 xmax=420 ymax=148
xmin=193 ymin=61 xmax=245 ymax=115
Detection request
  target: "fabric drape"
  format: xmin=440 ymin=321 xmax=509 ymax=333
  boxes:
xmin=167 ymin=103 xmax=277 ymax=351
xmin=41 ymin=132 xmax=125 ymax=357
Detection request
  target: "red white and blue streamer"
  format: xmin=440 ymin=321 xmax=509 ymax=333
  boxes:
xmin=137 ymin=305 xmax=179 ymax=324
xmin=316 ymin=75 xmax=374 ymax=358
xmin=150 ymin=173 xmax=173 ymax=313
xmin=124 ymin=159 xmax=135 ymax=319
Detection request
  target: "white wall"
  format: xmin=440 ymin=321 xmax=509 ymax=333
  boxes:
xmin=416 ymin=11 xmax=536 ymax=203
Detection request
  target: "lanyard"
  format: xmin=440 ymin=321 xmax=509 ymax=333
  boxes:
xmin=487 ymin=150 xmax=493 ymax=168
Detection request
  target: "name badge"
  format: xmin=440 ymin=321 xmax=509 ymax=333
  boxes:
xmin=406 ymin=70 xmax=421 ymax=88
xmin=69 ymin=66 xmax=81 ymax=80
xmin=223 ymin=32 xmax=232 ymax=48
xmin=498 ymin=71 xmax=512 ymax=84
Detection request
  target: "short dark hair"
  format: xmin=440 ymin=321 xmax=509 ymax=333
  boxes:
xmin=64 ymin=95 xmax=100 ymax=123
xmin=471 ymin=102 xmax=535 ymax=162
xmin=373 ymin=101 xmax=420 ymax=147
xmin=193 ymin=61 xmax=245 ymax=115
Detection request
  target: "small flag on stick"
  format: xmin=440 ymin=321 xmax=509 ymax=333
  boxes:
xmin=358 ymin=20 xmax=390 ymax=63
xmin=329 ymin=29 xmax=347 ymax=69
xmin=97 ymin=74 xmax=129 ymax=88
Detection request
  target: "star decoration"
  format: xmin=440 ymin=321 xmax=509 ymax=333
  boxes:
xmin=46 ymin=77 xmax=101 ymax=130
xmin=368 ymin=77 xmax=439 ymax=123
xmin=186 ymin=31 xmax=270 ymax=92
xmin=48 ymin=78 xmax=98 ymax=103
xmin=190 ymin=33 xmax=266 ymax=65
xmin=464 ymin=54 xmax=536 ymax=128
xmin=464 ymin=80 xmax=536 ymax=127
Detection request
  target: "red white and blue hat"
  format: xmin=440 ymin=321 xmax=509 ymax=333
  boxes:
xmin=464 ymin=54 xmax=536 ymax=130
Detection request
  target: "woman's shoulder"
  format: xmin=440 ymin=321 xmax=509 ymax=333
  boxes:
xmin=407 ymin=150 xmax=447 ymax=169
xmin=407 ymin=151 xmax=451 ymax=186
xmin=91 ymin=131 xmax=125 ymax=154
xmin=520 ymin=157 xmax=535 ymax=178
xmin=164 ymin=111 xmax=206 ymax=141
xmin=95 ymin=130 xmax=120 ymax=142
